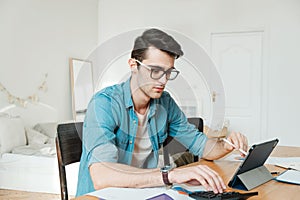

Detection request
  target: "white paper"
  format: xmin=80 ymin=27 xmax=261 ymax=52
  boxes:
xmin=172 ymin=183 xmax=206 ymax=192
xmin=265 ymin=157 xmax=300 ymax=171
xmin=87 ymin=187 xmax=194 ymax=200
xmin=87 ymin=187 xmax=165 ymax=199
xmin=275 ymin=169 xmax=300 ymax=185
xmin=222 ymin=153 xmax=245 ymax=162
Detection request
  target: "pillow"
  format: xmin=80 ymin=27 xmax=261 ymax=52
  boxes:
xmin=25 ymin=127 xmax=49 ymax=145
xmin=33 ymin=122 xmax=58 ymax=138
xmin=0 ymin=116 xmax=27 ymax=154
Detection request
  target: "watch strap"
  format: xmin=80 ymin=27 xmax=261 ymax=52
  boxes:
xmin=162 ymin=170 xmax=172 ymax=186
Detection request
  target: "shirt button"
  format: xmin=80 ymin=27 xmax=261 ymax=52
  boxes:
xmin=133 ymin=120 xmax=136 ymax=124
xmin=129 ymin=140 xmax=133 ymax=144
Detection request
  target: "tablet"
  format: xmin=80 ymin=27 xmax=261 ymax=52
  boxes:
xmin=146 ymin=193 xmax=174 ymax=200
xmin=228 ymin=138 xmax=279 ymax=190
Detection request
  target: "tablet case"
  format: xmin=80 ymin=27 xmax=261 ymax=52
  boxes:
xmin=228 ymin=138 xmax=279 ymax=190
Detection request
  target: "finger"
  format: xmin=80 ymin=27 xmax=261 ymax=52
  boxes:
xmin=185 ymin=167 xmax=213 ymax=192
xmin=224 ymin=132 xmax=237 ymax=151
xmin=196 ymin=165 xmax=225 ymax=193
xmin=226 ymin=132 xmax=248 ymax=157
xmin=172 ymin=168 xmax=211 ymax=191
xmin=208 ymin=167 xmax=227 ymax=190
xmin=223 ymin=140 xmax=234 ymax=151
xmin=243 ymin=135 xmax=248 ymax=151
xmin=198 ymin=169 xmax=222 ymax=193
xmin=235 ymin=132 xmax=244 ymax=149
xmin=200 ymin=165 xmax=226 ymax=192
xmin=238 ymin=133 xmax=248 ymax=152
xmin=186 ymin=179 xmax=201 ymax=185
xmin=191 ymin=173 xmax=211 ymax=191
xmin=235 ymin=134 xmax=248 ymax=156
xmin=229 ymin=132 xmax=243 ymax=150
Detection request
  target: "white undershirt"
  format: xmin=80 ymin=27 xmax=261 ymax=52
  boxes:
xmin=131 ymin=108 xmax=152 ymax=168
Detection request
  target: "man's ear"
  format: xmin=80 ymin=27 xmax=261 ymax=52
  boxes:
xmin=128 ymin=58 xmax=138 ymax=72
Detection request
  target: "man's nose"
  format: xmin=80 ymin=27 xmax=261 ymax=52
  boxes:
xmin=158 ymin=73 xmax=168 ymax=84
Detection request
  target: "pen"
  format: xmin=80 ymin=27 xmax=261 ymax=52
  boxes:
xmin=222 ymin=138 xmax=248 ymax=155
xmin=271 ymin=171 xmax=280 ymax=175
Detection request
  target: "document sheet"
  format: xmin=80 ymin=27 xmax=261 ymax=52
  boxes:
xmin=275 ymin=169 xmax=300 ymax=185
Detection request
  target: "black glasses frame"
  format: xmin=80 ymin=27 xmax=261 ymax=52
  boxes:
xmin=135 ymin=60 xmax=180 ymax=80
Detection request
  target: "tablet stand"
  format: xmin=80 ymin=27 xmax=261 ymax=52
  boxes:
xmin=230 ymin=165 xmax=273 ymax=190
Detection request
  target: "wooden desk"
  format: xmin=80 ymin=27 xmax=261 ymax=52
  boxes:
xmin=74 ymin=146 xmax=300 ymax=200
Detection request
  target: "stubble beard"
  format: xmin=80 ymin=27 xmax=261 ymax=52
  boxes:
xmin=140 ymin=83 xmax=164 ymax=99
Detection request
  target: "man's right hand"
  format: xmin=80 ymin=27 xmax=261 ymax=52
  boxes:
xmin=168 ymin=164 xmax=226 ymax=193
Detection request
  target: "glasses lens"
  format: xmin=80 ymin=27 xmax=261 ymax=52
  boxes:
xmin=168 ymin=71 xmax=179 ymax=80
xmin=151 ymin=69 xmax=165 ymax=79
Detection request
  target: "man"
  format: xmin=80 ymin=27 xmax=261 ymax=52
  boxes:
xmin=76 ymin=28 xmax=248 ymax=196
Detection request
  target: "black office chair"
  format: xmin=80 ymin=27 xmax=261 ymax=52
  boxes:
xmin=56 ymin=122 xmax=83 ymax=200
xmin=163 ymin=117 xmax=203 ymax=167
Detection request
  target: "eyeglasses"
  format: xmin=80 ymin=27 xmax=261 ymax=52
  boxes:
xmin=135 ymin=60 xmax=180 ymax=80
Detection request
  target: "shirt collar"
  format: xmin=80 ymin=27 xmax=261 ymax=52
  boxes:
xmin=123 ymin=78 xmax=133 ymax=109
xmin=123 ymin=77 xmax=158 ymax=117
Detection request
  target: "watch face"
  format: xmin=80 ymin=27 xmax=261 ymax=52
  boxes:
xmin=161 ymin=165 xmax=172 ymax=172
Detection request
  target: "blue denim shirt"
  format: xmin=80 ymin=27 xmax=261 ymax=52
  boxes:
xmin=76 ymin=78 xmax=207 ymax=196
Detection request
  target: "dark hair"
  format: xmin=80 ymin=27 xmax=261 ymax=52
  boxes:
xmin=131 ymin=28 xmax=184 ymax=62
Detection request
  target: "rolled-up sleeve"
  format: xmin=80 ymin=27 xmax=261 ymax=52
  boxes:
xmin=83 ymin=92 xmax=120 ymax=166
xmin=88 ymin=143 xmax=118 ymax=165
xmin=187 ymin=131 xmax=207 ymax=158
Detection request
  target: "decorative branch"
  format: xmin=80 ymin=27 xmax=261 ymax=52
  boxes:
xmin=0 ymin=74 xmax=48 ymax=107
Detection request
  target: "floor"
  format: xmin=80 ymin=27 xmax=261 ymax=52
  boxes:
xmin=0 ymin=189 xmax=74 ymax=200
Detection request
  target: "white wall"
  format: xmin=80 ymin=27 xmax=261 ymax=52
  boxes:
xmin=1 ymin=0 xmax=299 ymax=146
xmin=97 ymin=0 xmax=300 ymax=146
xmin=0 ymin=0 xmax=98 ymax=121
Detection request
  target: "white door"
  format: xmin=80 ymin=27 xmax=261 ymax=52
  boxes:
xmin=211 ymin=31 xmax=263 ymax=144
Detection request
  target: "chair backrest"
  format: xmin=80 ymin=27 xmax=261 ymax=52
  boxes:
xmin=56 ymin=122 xmax=83 ymax=200
xmin=163 ymin=117 xmax=203 ymax=166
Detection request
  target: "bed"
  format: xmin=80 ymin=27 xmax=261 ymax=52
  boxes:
xmin=0 ymin=104 xmax=79 ymax=195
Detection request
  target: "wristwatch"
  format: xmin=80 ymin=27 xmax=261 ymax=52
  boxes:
xmin=160 ymin=165 xmax=173 ymax=186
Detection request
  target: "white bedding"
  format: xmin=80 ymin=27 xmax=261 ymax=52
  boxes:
xmin=0 ymin=103 xmax=79 ymax=195
xmin=12 ymin=144 xmax=56 ymax=157
xmin=0 ymin=153 xmax=79 ymax=194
